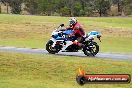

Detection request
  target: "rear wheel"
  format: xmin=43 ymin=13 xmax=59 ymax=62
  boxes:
xmin=83 ymin=42 xmax=99 ymax=56
xmin=46 ymin=40 xmax=60 ymax=54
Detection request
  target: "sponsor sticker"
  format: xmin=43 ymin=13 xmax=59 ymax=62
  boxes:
xmin=76 ymin=67 xmax=131 ymax=85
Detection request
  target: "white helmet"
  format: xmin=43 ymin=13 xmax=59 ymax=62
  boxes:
xmin=69 ymin=17 xmax=77 ymax=25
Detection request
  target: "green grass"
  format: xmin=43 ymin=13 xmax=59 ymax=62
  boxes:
xmin=0 ymin=52 xmax=132 ymax=88
xmin=100 ymin=37 xmax=132 ymax=53
xmin=0 ymin=14 xmax=132 ymax=29
xmin=81 ymin=17 xmax=132 ymax=29
xmin=0 ymin=39 xmax=44 ymax=48
xmin=0 ymin=14 xmax=132 ymax=53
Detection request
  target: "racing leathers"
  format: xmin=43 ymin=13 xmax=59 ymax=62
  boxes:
xmin=67 ymin=22 xmax=85 ymax=46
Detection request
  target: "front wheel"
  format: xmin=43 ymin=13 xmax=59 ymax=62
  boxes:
xmin=46 ymin=40 xmax=60 ymax=54
xmin=83 ymin=42 xmax=99 ymax=56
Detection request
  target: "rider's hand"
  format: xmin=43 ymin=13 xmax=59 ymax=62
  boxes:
xmin=60 ymin=24 xmax=64 ymax=27
xmin=69 ymin=33 xmax=73 ymax=37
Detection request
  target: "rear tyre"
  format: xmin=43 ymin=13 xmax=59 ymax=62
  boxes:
xmin=83 ymin=42 xmax=99 ymax=56
xmin=46 ymin=40 xmax=60 ymax=54
xmin=91 ymin=42 xmax=99 ymax=55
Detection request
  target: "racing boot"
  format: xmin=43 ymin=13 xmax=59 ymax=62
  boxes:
xmin=61 ymin=41 xmax=73 ymax=52
xmin=73 ymin=40 xmax=86 ymax=50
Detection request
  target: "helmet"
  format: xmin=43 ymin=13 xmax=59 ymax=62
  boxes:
xmin=69 ymin=17 xmax=77 ymax=26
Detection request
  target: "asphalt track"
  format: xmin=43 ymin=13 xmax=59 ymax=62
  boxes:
xmin=0 ymin=46 xmax=132 ymax=61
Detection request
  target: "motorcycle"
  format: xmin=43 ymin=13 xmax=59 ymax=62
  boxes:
xmin=46 ymin=24 xmax=101 ymax=56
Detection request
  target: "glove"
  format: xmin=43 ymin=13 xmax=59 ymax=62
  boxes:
xmin=60 ymin=24 xmax=64 ymax=27
xmin=69 ymin=33 xmax=73 ymax=37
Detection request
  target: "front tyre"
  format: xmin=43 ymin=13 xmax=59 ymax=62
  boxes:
xmin=46 ymin=40 xmax=60 ymax=54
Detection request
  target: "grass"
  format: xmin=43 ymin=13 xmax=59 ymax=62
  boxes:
xmin=0 ymin=52 xmax=132 ymax=88
xmin=0 ymin=14 xmax=132 ymax=29
xmin=0 ymin=39 xmax=44 ymax=48
xmin=100 ymin=37 xmax=132 ymax=53
xmin=0 ymin=14 xmax=132 ymax=53
xmin=81 ymin=17 xmax=132 ymax=29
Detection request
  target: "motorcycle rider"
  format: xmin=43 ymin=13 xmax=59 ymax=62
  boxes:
xmin=67 ymin=17 xmax=85 ymax=47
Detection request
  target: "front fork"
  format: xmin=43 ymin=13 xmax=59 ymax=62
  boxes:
xmin=50 ymin=38 xmax=64 ymax=48
xmin=50 ymin=38 xmax=74 ymax=51
xmin=50 ymin=38 xmax=57 ymax=47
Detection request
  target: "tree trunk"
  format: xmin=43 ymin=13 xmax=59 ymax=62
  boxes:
xmin=68 ymin=0 xmax=74 ymax=16
xmin=6 ymin=3 xmax=9 ymax=14
xmin=80 ymin=0 xmax=85 ymax=10
xmin=99 ymin=10 xmax=102 ymax=17
xmin=118 ymin=0 xmax=122 ymax=13
xmin=0 ymin=5 xmax=1 ymax=13
xmin=121 ymin=6 xmax=125 ymax=16
xmin=70 ymin=8 xmax=74 ymax=16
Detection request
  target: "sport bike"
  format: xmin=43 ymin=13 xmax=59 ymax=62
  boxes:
xmin=46 ymin=24 xmax=101 ymax=56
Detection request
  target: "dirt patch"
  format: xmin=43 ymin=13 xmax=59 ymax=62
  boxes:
xmin=83 ymin=25 xmax=132 ymax=38
xmin=0 ymin=23 xmax=57 ymax=39
xmin=0 ymin=22 xmax=132 ymax=39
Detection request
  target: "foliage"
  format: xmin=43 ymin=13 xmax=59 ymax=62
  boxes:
xmin=60 ymin=6 xmax=70 ymax=16
xmin=73 ymin=2 xmax=82 ymax=16
xmin=0 ymin=0 xmax=131 ymax=16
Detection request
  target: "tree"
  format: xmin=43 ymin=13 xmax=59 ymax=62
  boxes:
xmin=24 ymin=0 xmax=39 ymax=15
xmin=0 ymin=0 xmax=131 ymax=16
xmin=0 ymin=2 xmax=1 ymax=13
xmin=120 ymin=0 xmax=132 ymax=16
xmin=73 ymin=2 xmax=82 ymax=16
xmin=10 ymin=0 xmax=23 ymax=14
xmin=95 ymin=0 xmax=111 ymax=16
xmin=1 ymin=0 xmax=23 ymax=14
xmin=0 ymin=0 xmax=10 ymax=13
xmin=60 ymin=6 xmax=70 ymax=16
xmin=112 ymin=0 xmax=132 ymax=16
